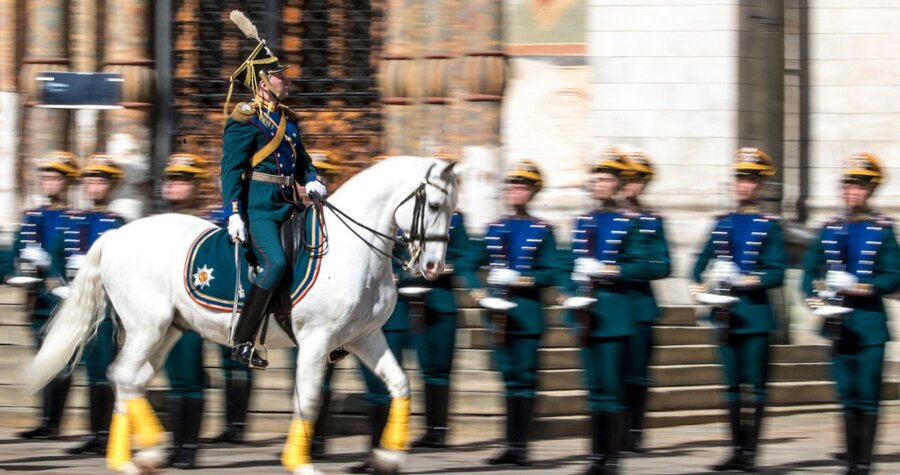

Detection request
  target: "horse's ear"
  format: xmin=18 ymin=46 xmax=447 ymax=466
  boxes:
xmin=440 ymin=160 xmax=458 ymax=177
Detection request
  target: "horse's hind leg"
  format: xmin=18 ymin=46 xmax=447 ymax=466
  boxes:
xmin=281 ymin=331 xmax=329 ymax=474
xmin=347 ymin=330 xmax=410 ymax=475
xmin=107 ymin=322 xmax=182 ymax=474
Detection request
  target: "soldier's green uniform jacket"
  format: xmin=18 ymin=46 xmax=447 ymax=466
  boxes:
xmin=474 ymin=216 xmax=562 ymax=336
xmin=622 ymin=210 xmax=671 ymax=322
xmin=566 ymin=209 xmax=659 ymax=337
xmin=802 ymin=213 xmax=900 ymax=346
xmin=220 ymin=101 xmax=319 ymax=221
xmin=396 ymin=211 xmax=477 ymax=316
xmin=692 ymin=211 xmax=786 ymax=333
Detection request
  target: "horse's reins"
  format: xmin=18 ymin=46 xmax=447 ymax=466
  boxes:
xmin=309 ymin=164 xmax=450 ymax=270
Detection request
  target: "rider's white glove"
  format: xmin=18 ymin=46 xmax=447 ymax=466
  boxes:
xmin=487 ymin=268 xmax=520 ymax=286
xmin=305 ymin=180 xmax=327 ymax=199
xmin=66 ymin=254 xmax=87 ymax=271
xmin=20 ymin=246 xmax=51 ymax=268
xmin=227 ymin=214 xmax=246 ymax=242
xmin=826 ymin=270 xmax=858 ymax=292
xmin=710 ymin=259 xmax=741 ymax=285
xmin=574 ymin=257 xmax=605 ymax=277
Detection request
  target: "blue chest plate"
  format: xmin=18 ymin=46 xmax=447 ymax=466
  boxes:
xmin=249 ymin=109 xmax=302 ymax=178
xmin=61 ymin=211 xmax=123 ymax=255
xmin=19 ymin=207 xmax=68 ymax=251
xmin=712 ymin=213 xmax=773 ymax=272
xmin=484 ymin=217 xmax=549 ymax=271
xmin=821 ymin=219 xmax=886 ymax=280
xmin=571 ymin=210 xmax=631 ymax=262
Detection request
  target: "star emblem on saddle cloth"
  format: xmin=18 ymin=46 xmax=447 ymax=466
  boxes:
xmin=193 ymin=265 xmax=215 ymax=289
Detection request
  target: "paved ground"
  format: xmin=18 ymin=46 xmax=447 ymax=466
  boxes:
xmin=1 ymin=405 xmax=900 ymax=474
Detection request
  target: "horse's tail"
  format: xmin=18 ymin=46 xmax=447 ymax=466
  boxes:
xmin=25 ymin=232 xmax=111 ymax=393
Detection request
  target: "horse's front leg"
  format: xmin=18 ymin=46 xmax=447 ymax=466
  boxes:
xmin=347 ymin=330 xmax=410 ymax=475
xmin=282 ymin=332 xmax=329 ymax=475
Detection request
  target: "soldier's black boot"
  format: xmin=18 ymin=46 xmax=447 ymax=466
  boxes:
xmin=346 ymin=403 xmax=390 ymax=474
xmin=602 ymin=411 xmax=623 ymax=474
xmin=209 ymin=377 xmax=251 ymax=444
xmin=628 ymin=385 xmax=648 ymax=453
xmin=20 ymin=375 xmax=71 ymax=440
xmin=172 ymin=397 xmax=203 ymax=469
xmin=67 ymin=383 xmax=113 ymax=455
xmin=167 ymin=397 xmax=185 ymax=466
xmin=739 ymin=403 xmax=764 ymax=473
xmin=412 ymin=383 xmax=449 ymax=448
xmin=487 ymin=396 xmax=519 ymax=465
xmin=855 ymin=413 xmax=877 ymax=475
xmin=580 ymin=411 xmax=605 ymax=475
xmin=311 ymin=389 xmax=332 ymax=459
xmin=840 ymin=411 xmax=859 ymax=473
xmin=231 ymin=285 xmax=274 ymax=369
xmin=511 ymin=396 xmax=535 ymax=466
xmin=712 ymin=400 xmax=744 ymax=471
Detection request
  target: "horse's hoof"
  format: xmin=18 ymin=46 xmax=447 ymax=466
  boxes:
xmin=293 ymin=463 xmax=324 ymax=475
xmin=132 ymin=446 xmax=165 ymax=473
xmin=116 ymin=462 xmax=143 ymax=475
xmin=371 ymin=448 xmax=405 ymax=475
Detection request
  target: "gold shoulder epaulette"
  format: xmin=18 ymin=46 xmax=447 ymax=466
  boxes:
xmin=231 ymin=102 xmax=257 ymax=122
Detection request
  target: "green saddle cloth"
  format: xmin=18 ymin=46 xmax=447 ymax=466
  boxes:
xmin=184 ymin=207 xmax=325 ymax=312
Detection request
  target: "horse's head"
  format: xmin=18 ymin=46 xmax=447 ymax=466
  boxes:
xmin=394 ymin=159 xmax=459 ymax=280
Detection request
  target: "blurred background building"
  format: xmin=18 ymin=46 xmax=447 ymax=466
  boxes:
xmin=0 ymin=0 xmax=898 ymax=436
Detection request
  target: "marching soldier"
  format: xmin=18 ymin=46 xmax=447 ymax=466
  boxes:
xmin=54 ymin=154 xmax=127 ymax=455
xmin=221 ymin=13 xmax=326 ymax=369
xmin=619 ymin=151 xmax=671 ymax=453
xmin=11 ymin=151 xmax=80 ymax=440
xmin=561 ymin=149 xmax=644 ymax=474
xmin=160 ymin=153 xmax=211 ymax=468
xmin=691 ymin=148 xmax=786 ymax=472
xmin=470 ymin=160 xmax=561 ymax=467
xmin=801 ymin=153 xmax=900 ymax=475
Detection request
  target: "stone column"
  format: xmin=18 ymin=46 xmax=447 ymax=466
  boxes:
xmin=0 ymin=0 xmax=20 ymax=229
xmin=457 ymin=0 xmax=506 ymax=232
xmin=102 ymin=0 xmax=155 ymax=220
xmin=20 ymin=0 xmax=71 ymax=209
xmin=378 ymin=0 xmax=423 ymax=156
xmin=71 ymin=0 xmax=101 ymax=161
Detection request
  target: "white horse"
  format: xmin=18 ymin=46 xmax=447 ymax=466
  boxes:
xmin=25 ymin=156 xmax=459 ymax=474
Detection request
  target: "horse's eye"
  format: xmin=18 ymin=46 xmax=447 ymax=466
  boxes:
xmin=428 ymin=202 xmax=440 ymax=212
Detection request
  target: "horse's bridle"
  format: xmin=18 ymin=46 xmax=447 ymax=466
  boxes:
xmin=310 ymin=163 xmax=451 ymax=271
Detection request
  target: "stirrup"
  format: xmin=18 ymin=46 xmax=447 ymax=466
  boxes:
xmin=328 ymin=347 xmax=350 ymax=364
xmin=233 ymin=342 xmax=269 ymax=369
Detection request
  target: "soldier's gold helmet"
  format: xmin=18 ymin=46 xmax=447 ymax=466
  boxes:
xmin=309 ymin=150 xmax=345 ymax=177
xmin=165 ymin=153 xmax=208 ymax=180
xmin=591 ymin=148 xmax=633 ymax=177
xmin=81 ymin=154 xmax=125 ymax=181
xmin=224 ymin=10 xmax=290 ymax=115
xmin=38 ymin=151 xmax=80 ymax=178
xmin=624 ymin=150 xmax=654 ymax=182
xmin=506 ymin=160 xmax=543 ymax=191
xmin=842 ymin=152 xmax=883 ymax=188
xmin=733 ymin=147 xmax=776 ymax=178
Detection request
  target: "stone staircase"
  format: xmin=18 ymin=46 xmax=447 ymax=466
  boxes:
xmin=0 ymin=286 xmax=891 ymax=440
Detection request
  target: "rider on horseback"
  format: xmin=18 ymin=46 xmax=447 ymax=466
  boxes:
xmin=221 ymin=11 xmax=326 ymax=369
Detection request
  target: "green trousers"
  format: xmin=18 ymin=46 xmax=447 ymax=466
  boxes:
xmin=165 ymin=331 xmax=205 ymax=398
xmin=414 ymin=311 xmax=456 ymax=385
xmin=624 ymin=322 xmax=654 ymax=387
xmin=718 ymin=333 xmax=770 ymax=403
xmin=494 ymin=335 xmax=541 ymax=398
xmin=582 ymin=337 xmax=627 ymax=412
xmin=834 ymin=343 xmax=884 ymax=415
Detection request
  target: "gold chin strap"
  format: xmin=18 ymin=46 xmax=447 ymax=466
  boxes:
xmin=257 ymin=70 xmax=282 ymax=101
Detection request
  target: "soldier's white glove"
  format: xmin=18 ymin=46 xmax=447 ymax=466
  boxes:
xmin=574 ymin=257 xmax=608 ymax=277
xmin=562 ymin=296 xmax=597 ymax=309
xmin=305 ymin=180 xmax=327 ymax=199
xmin=487 ymin=268 xmax=520 ymax=286
xmin=826 ymin=270 xmax=858 ymax=292
xmin=479 ymin=296 xmax=518 ymax=311
xmin=227 ymin=214 xmax=246 ymax=242
xmin=710 ymin=260 xmax=741 ymax=284
xmin=66 ymin=254 xmax=87 ymax=271
xmin=20 ymin=246 xmax=51 ymax=268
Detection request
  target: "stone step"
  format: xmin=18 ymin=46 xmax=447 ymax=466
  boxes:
xmin=456 ymin=305 xmax=698 ymax=329
xmin=651 ymin=344 xmax=831 ymax=366
xmin=648 ymin=381 xmax=840 ymax=412
xmin=460 ymin=325 xmax=714 ymax=350
xmin=0 ymin=306 xmax=28 ymax=326
xmin=0 ymin=325 xmax=33 ymax=346
xmin=651 ymin=362 xmax=832 ymax=387
xmin=0 ymin=287 xmax=26 ymax=305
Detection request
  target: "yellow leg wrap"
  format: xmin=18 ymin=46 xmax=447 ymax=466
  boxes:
xmin=126 ymin=397 xmax=164 ymax=449
xmin=106 ymin=412 xmax=132 ymax=471
xmin=380 ymin=396 xmax=411 ymax=451
xmin=282 ymin=419 xmax=315 ymax=471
